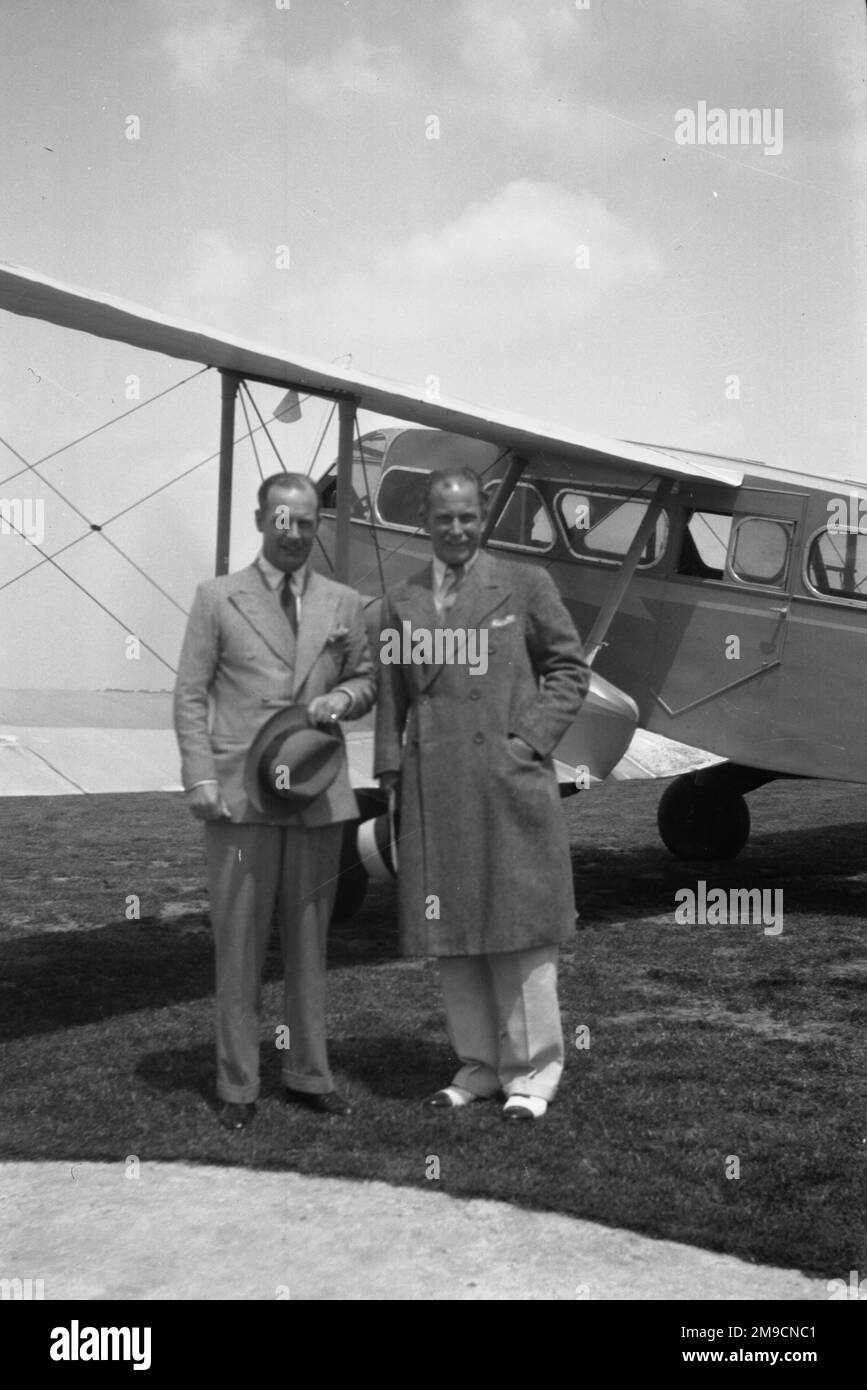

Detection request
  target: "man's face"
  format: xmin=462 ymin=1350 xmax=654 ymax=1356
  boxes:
xmin=256 ymin=484 xmax=319 ymax=572
xmin=427 ymin=478 xmax=485 ymax=566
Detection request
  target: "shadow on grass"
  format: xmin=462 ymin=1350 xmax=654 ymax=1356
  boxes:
xmin=137 ymin=1034 xmax=451 ymax=1106
xmin=0 ymin=882 xmax=399 ymax=1043
xmin=3 ymin=814 xmax=866 ymax=1044
xmin=569 ymin=818 xmax=867 ymax=924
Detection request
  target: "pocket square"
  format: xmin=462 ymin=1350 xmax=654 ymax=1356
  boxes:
xmin=491 ymin=614 xmax=516 ymax=628
xmin=326 ymin=625 xmax=350 ymax=645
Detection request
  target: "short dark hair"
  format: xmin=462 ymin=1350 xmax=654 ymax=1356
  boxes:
xmin=257 ymin=472 xmax=320 ymax=515
xmin=422 ymin=466 xmax=486 ymax=516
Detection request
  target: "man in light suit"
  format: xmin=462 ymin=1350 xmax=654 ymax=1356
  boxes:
xmin=375 ymin=467 xmax=589 ymax=1121
xmin=174 ymin=473 xmax=376 ymax=1130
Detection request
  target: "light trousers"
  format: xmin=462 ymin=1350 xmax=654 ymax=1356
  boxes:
xmin=205 ymin=820 xmax=343 ymax=1103
xmin=438 ymin=946 xmax=564 ymax=1101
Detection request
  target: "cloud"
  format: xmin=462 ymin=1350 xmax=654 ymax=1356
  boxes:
xmin=456 ymin=1 xmax=568 ymax=87
xmin=159 ymin=2 xmax=259 ymax=88
xmin=279 ymin=36 xmax=403 ymax=105
xmin=257 ymin=179 xmax=664 ymax=426
xmin=446 ymin=0 xmax=847 ymax=176
xmin=387 ymin=180 xmax=663 ymax=288
xmin=157 ymin=0 xmax=405 ymax=103
xmin=432 ymin=1 xmax=651 ymax=161
xmin=159 ymin=231 xmax=260 ymax=322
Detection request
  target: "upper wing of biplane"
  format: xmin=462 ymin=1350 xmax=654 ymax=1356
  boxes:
xmin=0 ymin=261 xmax=729 ymax=802
xmin=0 ymin=261 xmax=743 ymax=488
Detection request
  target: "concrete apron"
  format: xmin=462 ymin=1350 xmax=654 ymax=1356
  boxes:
xmin=1 ymin=1162 xmax=829 ymax=1301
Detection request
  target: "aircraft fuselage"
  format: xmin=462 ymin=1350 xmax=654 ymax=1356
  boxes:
xmin=314 ymin=431 xmax=867 ymax=786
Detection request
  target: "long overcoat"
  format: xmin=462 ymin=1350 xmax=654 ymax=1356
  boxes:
xmin=374 ymin=550 xmax=590 ymax=956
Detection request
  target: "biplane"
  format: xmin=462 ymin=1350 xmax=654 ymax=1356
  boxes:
xmin=1 ymin=263 xmax=865 ymax=917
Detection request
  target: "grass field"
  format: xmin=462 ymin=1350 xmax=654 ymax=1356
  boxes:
xmin=1 ymin=778 xmax=865 ymax=1279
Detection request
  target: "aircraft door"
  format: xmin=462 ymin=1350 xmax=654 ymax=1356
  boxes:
xmin=647 ymin=487 xmax=808 ymax=740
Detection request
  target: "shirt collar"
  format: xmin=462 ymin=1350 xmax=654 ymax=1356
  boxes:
xmin=257 ymin=551 xmax=308 ymax=593
xmin=432 ymin=549 xmax=479 ymax=588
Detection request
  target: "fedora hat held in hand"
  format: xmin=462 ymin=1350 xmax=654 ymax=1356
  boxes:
xmin=244 ymin=703 xmax=344 ymax=815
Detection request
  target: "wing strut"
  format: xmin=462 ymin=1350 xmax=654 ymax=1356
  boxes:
xmin=334 ymin=399 xmax=359 ymax=582
xmin=584 ymin=477 xmax=674 ymax=665
xmin=480 ymin=454 xmax=527 ymax=543
xmin=215 ymin=371 xmax=240 ymax=576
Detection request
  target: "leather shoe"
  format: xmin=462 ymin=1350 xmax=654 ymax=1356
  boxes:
xmin=286 ymin=1089 xmax=353 ymax=1116
xmin=502 ymin=1104 xmax=536 ymax=1122
xmin=502 ymin=1095 xmax=548 ymax=1122
xmin=423 ymin=1085 xmax=478 ymax=1109
xmin=218 ymin=1101 xmax=255 ymax=1131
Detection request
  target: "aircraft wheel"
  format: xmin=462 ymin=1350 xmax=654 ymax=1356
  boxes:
xmin=657 ymin=772 xmax=750 ymax=860
xmin=330 ymin=790 xmax=387 ymax=924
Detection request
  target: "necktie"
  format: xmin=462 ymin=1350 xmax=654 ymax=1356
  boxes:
xmin=280 ymin=572 xmax=299 ymax=638
xmin=439 ymin=563 xmax=465 ymax=615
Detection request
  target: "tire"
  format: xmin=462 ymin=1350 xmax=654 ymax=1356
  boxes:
xmin=657 ymin=772 xmax=750 ymax=860
xmin=330 ymin=789 xmax=388 ymax=924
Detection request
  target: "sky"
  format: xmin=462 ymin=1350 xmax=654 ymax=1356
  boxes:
xmin=0 ymin=0 xmax=865 ymax=690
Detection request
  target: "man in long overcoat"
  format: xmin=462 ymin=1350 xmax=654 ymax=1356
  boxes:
xmin=174 ymin=472 xmax=376 ymax=1130
xmin=375 ymin=467 xmax=589 ymax=1120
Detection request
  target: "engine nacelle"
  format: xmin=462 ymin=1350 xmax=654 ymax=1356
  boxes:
xmin=552 ymin=670 xmax=640 ymax=783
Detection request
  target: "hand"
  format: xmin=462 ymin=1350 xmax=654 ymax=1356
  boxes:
xmin=187 ymin=783 xmax=232 ymax=821
xmin=307 ymin=691 xmax=352 ymax=725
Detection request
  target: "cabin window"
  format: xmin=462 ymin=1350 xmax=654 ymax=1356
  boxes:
xmin=557 ymin=491 xmax=669 ymax=567
xmin=677 ymin=511 xmax=732 ymax=578
xmin=807 ymin=528 xmax=867 ymax=602
xmin=483 ymin=481 xmax=554 ymax=551
xmin=318 ymin=432 xmax=388 ymax=518
xmin=375 ymin=466 xmax=430 ymax=529
xmin=387 ymin=430 xmax=503 ymax=475
xmin=729 ymin=517 xmax=792 ymax=586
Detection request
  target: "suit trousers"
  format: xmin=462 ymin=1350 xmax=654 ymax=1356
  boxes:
xmin=438 ymin=946 xmax=564 ymax=1101
xmin=205 ymin=820 xmax=343 ymax=1103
